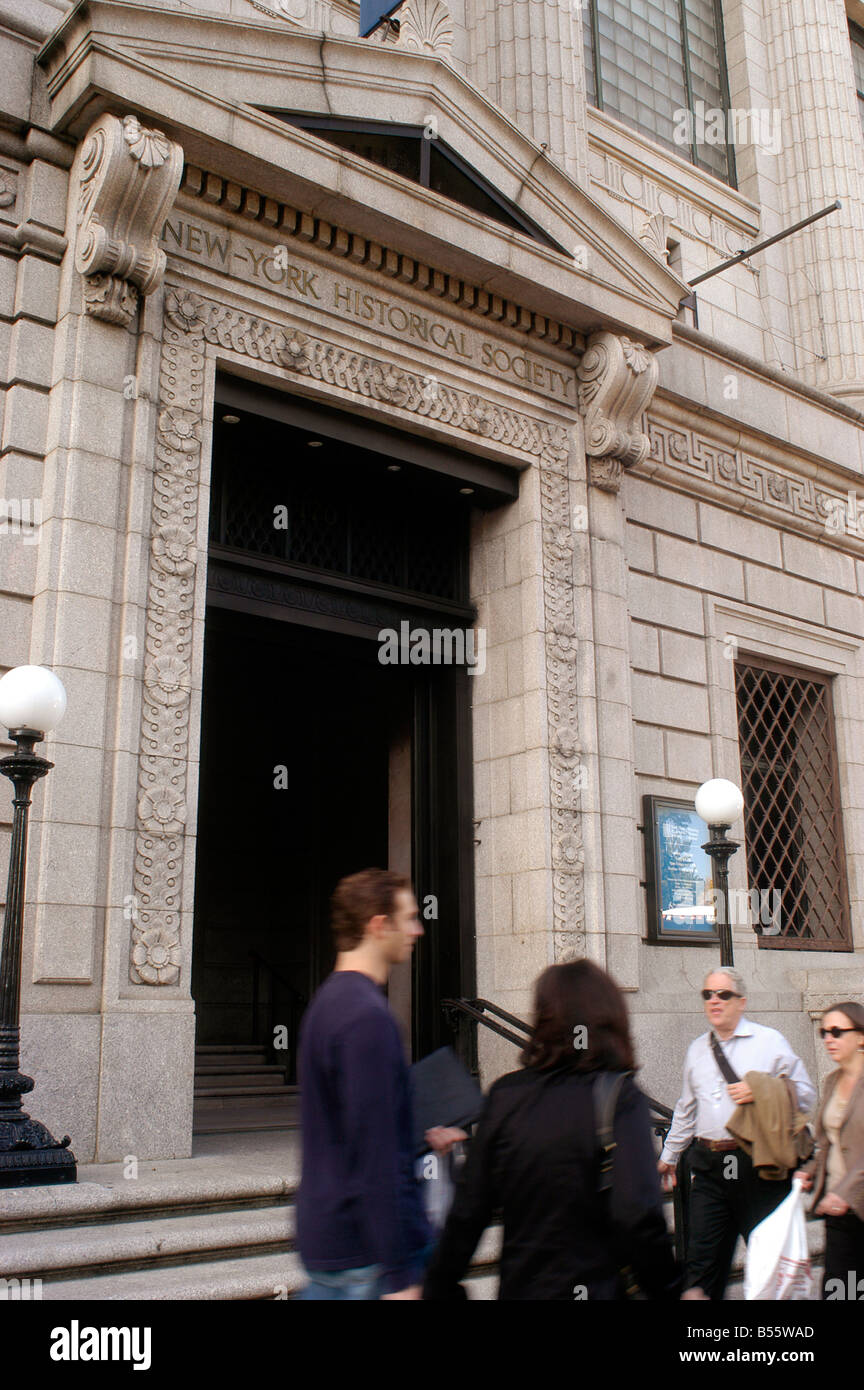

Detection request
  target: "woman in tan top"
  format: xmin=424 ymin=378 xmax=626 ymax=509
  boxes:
xmin=795 ymin=1001 xmax=864 ymax=1299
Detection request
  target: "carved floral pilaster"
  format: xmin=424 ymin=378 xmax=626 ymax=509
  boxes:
xmin=577 ymin=331 xmax=659 ymax=491
xmin=74 ymin=113 xmax=184 ymax=327
xmin=539 ymin=441 xmax=586 ymax=961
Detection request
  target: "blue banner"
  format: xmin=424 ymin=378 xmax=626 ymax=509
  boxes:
xmin=359 ymin=0 xmax=404 ymax=37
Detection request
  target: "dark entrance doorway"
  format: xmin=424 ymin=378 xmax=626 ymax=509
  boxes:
xmin=192 ymin=613 xmax=393 ymax=1066
xmin=192 ymin=374 xmax=517 ymax=1106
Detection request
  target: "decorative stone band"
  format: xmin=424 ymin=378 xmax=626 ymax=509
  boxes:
xmin=130 ymin=285 xmax=582 ymax=982
xmin=74 ymin=113 xmax=184 ymax=327
xmin=576 ymin=331 xmax=659 ymax=491
xmin=646 ymin=417 xmax=864 ymax=540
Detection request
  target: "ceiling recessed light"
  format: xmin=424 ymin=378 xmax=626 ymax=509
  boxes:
xmin=387 ymin=464 xmax=401 ymax=472
xmin=307 ymin=439 xmax=323 ymax=448
xmin=459 ymin=486 xmax=475 ymax=495
xmin=222 ymin=414 xmax=240 ymax=424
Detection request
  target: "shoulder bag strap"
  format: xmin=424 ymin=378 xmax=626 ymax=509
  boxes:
xmin=594 ymin=1070 xmax=632 ymax=1194
xmin=709 ymin=1030 xmax=740 ymax=1085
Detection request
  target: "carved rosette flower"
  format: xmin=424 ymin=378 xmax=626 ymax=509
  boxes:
xmin=463 ymin=394 xmax=495 ymax=436
xmin=145 ymin=654 xmax=190 ymax=706
xmin=372 ymin=364 xmax=410 ymax=406
xmin=131 ymin=928 xmax=181 ymax=985
xmin=815 ymin=492 xmax=834 ymax=518
xmin=553 ymin=723 xmax=582 ymax=760
xmin=165 ymin=289 xmax=204 ymax=334
xmin=668 ymin=431 xmax=690 ymax=462
xmin=139 ymin=785 xmax=186 ymax=837
xmin=554 ymin=833 xmax=583 ymax=868
xmin=158 ymin=408 xmax=201 ymax=454
xmin=548 ymin=628 xmax=578 ymax=664
xmin=767 ymin=472 xmax=789 ymax=503
xmin=122 ymin=114 xmax=171 ymax=169
xmin=281 ymin=330 xmax=313 ymax=372
xmin=717 ymin=451 xmax=737 ymax=480
xmin=152 ymin=525 xmax=195 ymax=576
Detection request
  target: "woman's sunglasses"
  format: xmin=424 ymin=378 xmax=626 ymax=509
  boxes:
xmin=819 ymin=1026 xmax=860 ymax=1039
xmin=701 ymin=989 xmax=740 ymax=1001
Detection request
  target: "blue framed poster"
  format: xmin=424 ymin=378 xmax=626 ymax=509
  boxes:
xmin=642 ymin=795 xmax=720 ymax=944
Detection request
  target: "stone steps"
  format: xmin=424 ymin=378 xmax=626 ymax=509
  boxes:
xmin=193 ymin=1043 xmax=297 ymax=1133
xmin=0 ymin=1164 xmax=500 ymax=1300
xmin=195 ymin=1082 xmax=294 ymax=1097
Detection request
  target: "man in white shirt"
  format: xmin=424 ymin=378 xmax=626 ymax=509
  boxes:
xmin=658 ymin=967 xmax=815 ymax=1301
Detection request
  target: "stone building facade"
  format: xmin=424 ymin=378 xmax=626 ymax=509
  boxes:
xmin=1 ymin=0 xmax=863 ymax=1163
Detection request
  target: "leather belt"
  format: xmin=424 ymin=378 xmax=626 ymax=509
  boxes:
xmin=697 ymin=1137 xmax=739 ymax=1152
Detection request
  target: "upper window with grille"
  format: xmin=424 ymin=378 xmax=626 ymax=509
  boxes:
xmin=851 ymin=22 xmax=864 ymax=140
xmin=734 ymin=659 xmax=852 ymax=951
xmin=582 ymin=0 xmax=735 ymax=185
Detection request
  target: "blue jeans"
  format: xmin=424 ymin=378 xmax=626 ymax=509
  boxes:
xmin=298 ymin=1264 xmax=383 ymax=1301
xmin=299 ymin=1242 xmax=436 ymax=1300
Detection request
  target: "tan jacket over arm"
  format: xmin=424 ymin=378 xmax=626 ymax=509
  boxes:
xmin=725 ymin=1071 xmax=798 ymax=1179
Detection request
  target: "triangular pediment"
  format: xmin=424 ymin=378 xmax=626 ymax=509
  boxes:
xmin=39 ymin=1 xmax=687 ymax=346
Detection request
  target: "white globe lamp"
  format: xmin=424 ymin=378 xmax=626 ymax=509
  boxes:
xmin=0 ymin=665 xmax=67 ymax=737
xmin=695 ymin=777 xmax=744 ymax=828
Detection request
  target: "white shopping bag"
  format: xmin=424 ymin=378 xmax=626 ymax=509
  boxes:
xmin=744 ymin=1177 xmax=812 ymax=1300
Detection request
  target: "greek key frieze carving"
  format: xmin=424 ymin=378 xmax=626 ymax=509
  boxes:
xmin=646 ymin=419 xmax=844 ymax=528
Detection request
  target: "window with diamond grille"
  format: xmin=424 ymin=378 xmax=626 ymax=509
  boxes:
xmin=583 ymin=0 xmax=735 ymax=185
xmin=734 ymin=660 xmax=851 ymax=951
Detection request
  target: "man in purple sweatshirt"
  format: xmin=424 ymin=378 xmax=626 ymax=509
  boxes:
xmin=296 ymin=868 xmax=434 ymax=1300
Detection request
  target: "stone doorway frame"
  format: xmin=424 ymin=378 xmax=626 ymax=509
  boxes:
xmin=127 ymin=276 xmax=588 ymax=1012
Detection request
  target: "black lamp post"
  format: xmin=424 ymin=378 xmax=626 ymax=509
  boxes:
xmin=0 ymin=664 xmax=76 ymax=1187
xmin=695 ymin=779 xmax=745 ymax=970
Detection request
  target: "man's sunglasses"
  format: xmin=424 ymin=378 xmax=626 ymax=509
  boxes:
xmin=819 ymin=1026 xmax=860 ymax=1039
xmin=701 ymin=989 xmax=741 ymax=1001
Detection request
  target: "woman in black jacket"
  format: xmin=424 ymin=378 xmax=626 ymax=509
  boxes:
xmin=423 ymin=960 xmax=681 ymax=1300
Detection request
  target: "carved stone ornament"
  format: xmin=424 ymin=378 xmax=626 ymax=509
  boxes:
xmin=74 ymin=113 xmax=183 ymax=326
xmin=576 ymin=331 xmax=659 ymax=490
xmin=131 ymin=286 xmax=582 ymax=980
xmin=639 ymin=212 xmax=673 ymax=263
xmin=397 ymin=0 xmax=454 ymax=55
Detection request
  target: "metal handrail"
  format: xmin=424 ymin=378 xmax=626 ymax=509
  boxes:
xmin=441 ymin=994 xmax=687 ymax=1262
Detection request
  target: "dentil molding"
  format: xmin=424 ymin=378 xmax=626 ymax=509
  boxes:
xmin=74 ymin=113 xmax=184 ymax=326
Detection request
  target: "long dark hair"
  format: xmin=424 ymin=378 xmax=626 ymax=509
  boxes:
xmin=520 ymin=960 xmax=636 ymax=1073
